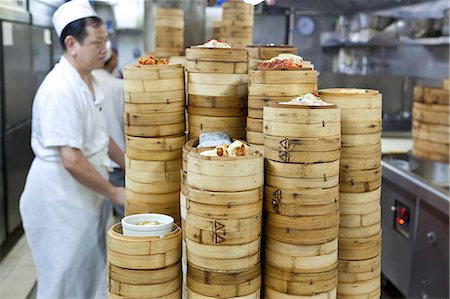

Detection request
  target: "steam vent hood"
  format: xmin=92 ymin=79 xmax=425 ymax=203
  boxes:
xmin=270 ymin=0 xmax=434 ymax=13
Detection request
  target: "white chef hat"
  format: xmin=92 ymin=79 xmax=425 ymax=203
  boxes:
xmin=52 ymin=0 xmax=98 ymax=37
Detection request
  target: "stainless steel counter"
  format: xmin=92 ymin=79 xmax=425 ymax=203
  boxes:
xmin=381 ymin=157 xmax=449 ymax=299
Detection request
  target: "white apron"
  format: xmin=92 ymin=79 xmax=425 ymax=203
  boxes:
xmin=20 ymin=149 xmax=111 ymax=299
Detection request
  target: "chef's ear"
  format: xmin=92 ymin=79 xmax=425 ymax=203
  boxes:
xmin=65 ymin=35 xmax=79 ymax=56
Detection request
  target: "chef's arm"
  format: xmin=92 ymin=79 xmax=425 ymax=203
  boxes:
xmin=108 ymin=137 xmax=125 ymax=170
xmin=59 ymin=146 xmax=125 ymax=205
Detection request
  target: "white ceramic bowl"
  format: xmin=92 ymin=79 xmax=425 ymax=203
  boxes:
xmin=121 ymin=213 xmax=174 ymax=237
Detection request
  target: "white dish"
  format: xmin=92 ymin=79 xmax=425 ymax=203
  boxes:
xmin=121 ymin=213 xmax=174 ymax=237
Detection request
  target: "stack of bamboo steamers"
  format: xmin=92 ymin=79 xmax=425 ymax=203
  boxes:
xmin=186 ymin=47 xmax=248 ymax=140
xmin=246 ymin=45 xmax=317 ymax=153
xmin=320 ymin=89 xmax=383 ymax=299
xmin=123 ymin=63 xmax=186 ymax=224
xmin=412 ymin=82 xmax=450 ymax=163
xmin=263 ymin=102 xmax=341 ymax=298
xmin=185 ymin=147 xmax=264 ymax=298
xmin=220 ymin=0 xmax=254 ymax=48
xmin=155 ymin=8 xmax=184 ymax=57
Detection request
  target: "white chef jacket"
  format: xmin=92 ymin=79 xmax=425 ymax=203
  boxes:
xmin=92 ymin=68 xmax=124 ymax=168
xmin=20 ymin=56 xmax=111 ymax=299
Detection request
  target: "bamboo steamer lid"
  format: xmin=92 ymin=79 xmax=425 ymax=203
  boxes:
xmin=189 ymin=95 xmax=247 ymax=108
xmin=109 ymin=277 xmax=181 ymax=298
xmin=107 ymin=224 xmax=181 ymax=269
xmin=108 ymin=262 xmax=180 ymax=285
xmin=186 ymin=147 xmax=263 ymax=192
xmin=264 ymin=265 xmax=337 ymax=295
xmin=264 ymin=286 xmax=336 ymax=299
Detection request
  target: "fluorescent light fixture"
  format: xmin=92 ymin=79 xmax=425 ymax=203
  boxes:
xmin=243 ymin=0 xmax=264 ymax=5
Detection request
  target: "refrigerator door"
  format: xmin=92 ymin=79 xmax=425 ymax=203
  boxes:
xmin=5 ymin=121 xmax=33 ymax=234
xmin=2 ymin=21 xmax=34 ymax=130
xmin=0 ymin=135 xmax=5 ymax=244
xmin=31 ymin=25 xmax=52 ymax=93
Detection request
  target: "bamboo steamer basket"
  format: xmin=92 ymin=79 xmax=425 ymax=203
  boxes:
xmin=124 ymin=89 xmax=185 ymax=104
xmin=338 ymin=255 xmax=381 ymax=273
xmin=341 ymin=132 xmax=381 ymax=147
xmin=186 ymin=147 xmax=263 ymax=192
xmin=189 ymin=83 xmax=248 ymax=97
xmin=266 ymin=211 xmax=340 ymax=231
xmin=246 ymin=45 xmax=297 ymax=70
xmin=338 ymin=230 xmax=382 ymax=261
xmin=124 ymin=99 xmax=185 ymax=114
xmin=413 ymin=102 xmax=450 ymax=126
xmin=264 ymin=287 xmax=337 ymax=299
xmin=266 ymin=174 xmax=339 ymax=189
xmin=412 ymin=121 xmax=450 ymax=144
xmin=188 ymin=95 xmax=246 ymax=108
xmin=264 ymin=186 xmax=339 ymax=214
xmin=109 ymin=289 xmax=181 ymax=299
xmin=212 ymin=21 xmax=221 ymax=39
xmin=340 ymin=143 xmax=381 ymax=158
xmin=187 ymin=267 xmax=261 ymax=298
xmin=188 ymin=289 xmax=260 ymax=299
xmin=265 ymin=237 xmax=338 ymax=273
xmin=414 ymin=86 xmax=450 ymax=105
xmin=264 ymin=135 xmax=341 ymax=153
xmin=188 ymin=106 xmax=246 ymax=117
xmin=189 ymin=126 xmax=246 ymax=140
xmin=126 ymin=176 xmax=181 ymax=194
xmin=124 ymin=76 xmax=184 ymax=93
xmin=109 ymin=277 xmax=181 ymax=298
xmin=337 ymin=275 xmax=380 ymax=296
xmin=246 ymin=130 xmax=264 ymax=144
xmin=186 ymin=47 xmax=247 ymax=64
xmin=123 ymin=64 xmax=184 ymax=81
xmin=412 ymin=147 xmax=449 ymax=163
xmin=249 ymin=69 xmax=318 ymax=86
xmin=125 ymin=156 xmax=181 ymax=172
xmin=107 ymin=223 xmax=181 ymax=269
xmin=188 ymin=73 xmax=248 ymax=85
xmin=264 ymin=265 xmax=338 ymax=295
xmin=248 ymin=95 xmax=295 ymax=109
xmin=126 ymin=134 xmax=185 ymax=157
xmin=246 ymin=117 xmax=263 ymax=132
xmin=266 ymin=159 xmax=339 ymax=178
xmin=221 ymin=1 xmax=253 ymax=48
xmin=319 ymin=89 xmax=382 ymax=110
xmin=125 ymin=148 xmax=182 ymax=162
xmin=124 ymin=111 xmax=185 ymax=126
xmin=155 ymin=8 xmax=184 ymax=57
xmin=263 ymin=102 xmax=340 ymax=138
xmin=186 ymin=185 xmax=262 ymax=206
xmin=265 ymin=222 xmax=339 ymax=245
xmin=124 ymin=122 xmax=185 ymax=138
xmin=108 ymin=262 xmax=180 ymax=285
xmin=264 ymin=147 xmax=340 ymax=164
xmin=185 ymin=60 xmax=248 ymax=74
xmin=125 ymin=196 xmax=181 ymax=222
xmin=185 ymin=210 xmax=262 ymax=246
xmin=339 ymin=222 xmax=381 ymax=239
xmin=182 ymin=139 xmax=199 ymax=173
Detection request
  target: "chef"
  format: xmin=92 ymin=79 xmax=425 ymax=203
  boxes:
xmin=19 ymin=0 xmax=125 ymax=298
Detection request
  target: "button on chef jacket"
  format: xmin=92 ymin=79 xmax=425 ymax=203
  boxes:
xmin=20 ymin=55 xmax=111 ymax=299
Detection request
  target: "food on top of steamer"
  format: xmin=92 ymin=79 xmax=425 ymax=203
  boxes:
xmin=335 ymin=88 xmax=366 ymax=94
xmin=137 ymin=55 xmax=168 ymax=65
xmin=135 ymin=220 xmax=162 ymax=226
xmin=279 ymin=93 xmax=334 ymax=106
xmin=258 ymin=53 xmax=304 ymax=69
xmin=198 ymin=39 xmax=231 ymax=48
xmin=200 ymin=140 xmax=254 ymax=157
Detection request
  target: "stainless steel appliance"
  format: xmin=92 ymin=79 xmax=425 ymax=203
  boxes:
xmin=381 ymin=155 xmax=449 ymax=299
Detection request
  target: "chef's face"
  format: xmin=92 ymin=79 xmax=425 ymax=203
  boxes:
xmin=76 ymin=24 xmax=108 ymax=71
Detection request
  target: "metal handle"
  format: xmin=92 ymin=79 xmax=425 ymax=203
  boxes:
xmin=426 ymin=231 xmax=436 ymax=244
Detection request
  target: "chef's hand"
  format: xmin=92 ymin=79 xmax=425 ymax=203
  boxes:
xmin=111 ymin=186 xmax=125 ymax=205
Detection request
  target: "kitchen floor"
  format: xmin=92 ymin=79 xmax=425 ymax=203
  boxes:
xmin=1 ymin=235 xmax=405 ymax=299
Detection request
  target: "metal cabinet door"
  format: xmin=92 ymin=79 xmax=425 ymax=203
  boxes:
xmin=31 ymin=25 xmax=52 ymax=94
xmin=5 ymin=122 xmax=33 ymax=234
xmin=409 ymin=201 xmax=449 ymax=299
xmin=2 ymin=21 xmax=34 ymax=130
